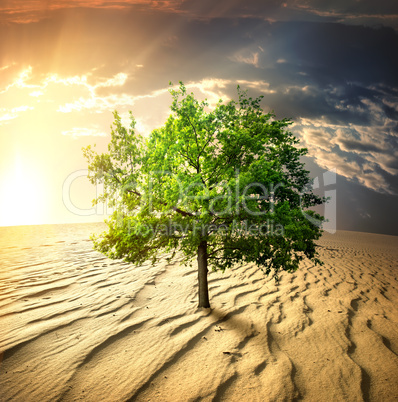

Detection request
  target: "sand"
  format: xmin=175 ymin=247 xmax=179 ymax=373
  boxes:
xmin=1 ymin=226 xmax=398 ymax=401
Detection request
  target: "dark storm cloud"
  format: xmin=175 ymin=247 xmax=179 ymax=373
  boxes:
xmin=227 ymin=21 xmax=398 ymax=91
xmin=289 ymin=0 xmax=398 ymax=27
xmin=173 ymin=0 xmax=398 ymax=29
xmin=336 ymin=138 xmax=384 ymax=154
xmin=286 ymin=23 xmax=398 ymax=86
xmin=203 ymin=20 xmax=398 ymax=198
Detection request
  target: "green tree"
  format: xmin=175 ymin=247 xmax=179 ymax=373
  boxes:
xmin=83 ymin=83 xmax=324 ymax=308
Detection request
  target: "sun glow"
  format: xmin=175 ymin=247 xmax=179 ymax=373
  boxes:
xmin=0 ymin=154 xmax=47 ymax=226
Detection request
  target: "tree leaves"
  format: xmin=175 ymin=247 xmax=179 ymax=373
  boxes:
xmin=84 ymin=82 xmax=324 ymax=277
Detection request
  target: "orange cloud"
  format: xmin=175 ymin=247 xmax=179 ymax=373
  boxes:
xmin=0 ymin=0 xmax=182 ymax=23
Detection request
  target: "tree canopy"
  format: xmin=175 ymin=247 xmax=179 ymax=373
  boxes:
xmin=83 ymin=82 xmax=324 ymax=308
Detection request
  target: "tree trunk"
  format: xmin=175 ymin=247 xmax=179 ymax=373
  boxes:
xmin=197 ymin=240 xmax=210 ymax=308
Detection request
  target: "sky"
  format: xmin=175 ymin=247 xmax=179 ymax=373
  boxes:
xmin=0 ymin=0 xmax=397 ymax=235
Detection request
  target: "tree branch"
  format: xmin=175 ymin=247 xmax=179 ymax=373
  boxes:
xmin=178 ymin=148 xmax=198 ymax=171
xmin=207 ymin=255 xmax=238 ymax=261
xmin=187 ymin=116 xmax=207 ymax=187
xmin=124 ymin=188 xmax=195 ymax=217
xmin=207 ymin=245 xmax=244 ymax=257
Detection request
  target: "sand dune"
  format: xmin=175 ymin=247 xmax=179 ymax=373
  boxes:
xmin=1 ymin=225 xmax=398 ymax=401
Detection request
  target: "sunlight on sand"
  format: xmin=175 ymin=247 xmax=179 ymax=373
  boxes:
xmin=0 ymin=227 xmax=397 ymax=401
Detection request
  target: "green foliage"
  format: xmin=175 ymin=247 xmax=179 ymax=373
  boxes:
xmin=83 ymin=82 xmax=324 ymax=281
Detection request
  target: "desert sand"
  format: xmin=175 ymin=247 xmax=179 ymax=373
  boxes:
xmin=1 ymin=225 xmax=398 ymax=401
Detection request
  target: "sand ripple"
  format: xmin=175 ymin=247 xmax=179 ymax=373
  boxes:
xmin=1 ymin=227 xmax=398 ymax=401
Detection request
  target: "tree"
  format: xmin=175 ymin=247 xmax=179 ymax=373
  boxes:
xmin=83 ymin=82 xmax=324 ymax=308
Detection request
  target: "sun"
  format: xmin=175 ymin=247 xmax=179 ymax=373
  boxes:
xmin=0 ymin=154 xmax=47 ymax=226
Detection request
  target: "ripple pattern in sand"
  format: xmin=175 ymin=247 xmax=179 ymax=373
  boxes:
xmin=1 ymin=227 xmax=398 ymax=401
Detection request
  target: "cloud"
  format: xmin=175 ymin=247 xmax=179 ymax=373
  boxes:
xmin=295 ymin=106 xmax=398 ymax=195
xmin=2 ymin=0 xmax=397 ymax=30
xmin=299 ymin=129 xmax=334 ymax=151
xmin=0 ymin=65 xmax=131 ymax=115
xmin=56 ymin=76 xmax=235 ymax=116
xmin=29 ymin=90 xmax=44 ymax=97
xmin=0 ymin=105 xmax=34 ymax=125
xmin=0 ymin=63 xmax=16 ymax=71
xmin=287 ymin=0 xmax=398 ymax=28
xmin=231 ymin=51 xmax=260 ymax=68
xmin=44 ymin=56 xmax=395 ymax=197
xmin=0 ymin=66 xmax=36 ymax=94
xmin=335 ymin=134 xmax=385 ymax=154
xmin=95 ymin=73 xmax=128 ymax=88
xmin=0 ymin=0 xmax=182 ymax=24
xmin=0 ymin=112 xmax=18 ymax=123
